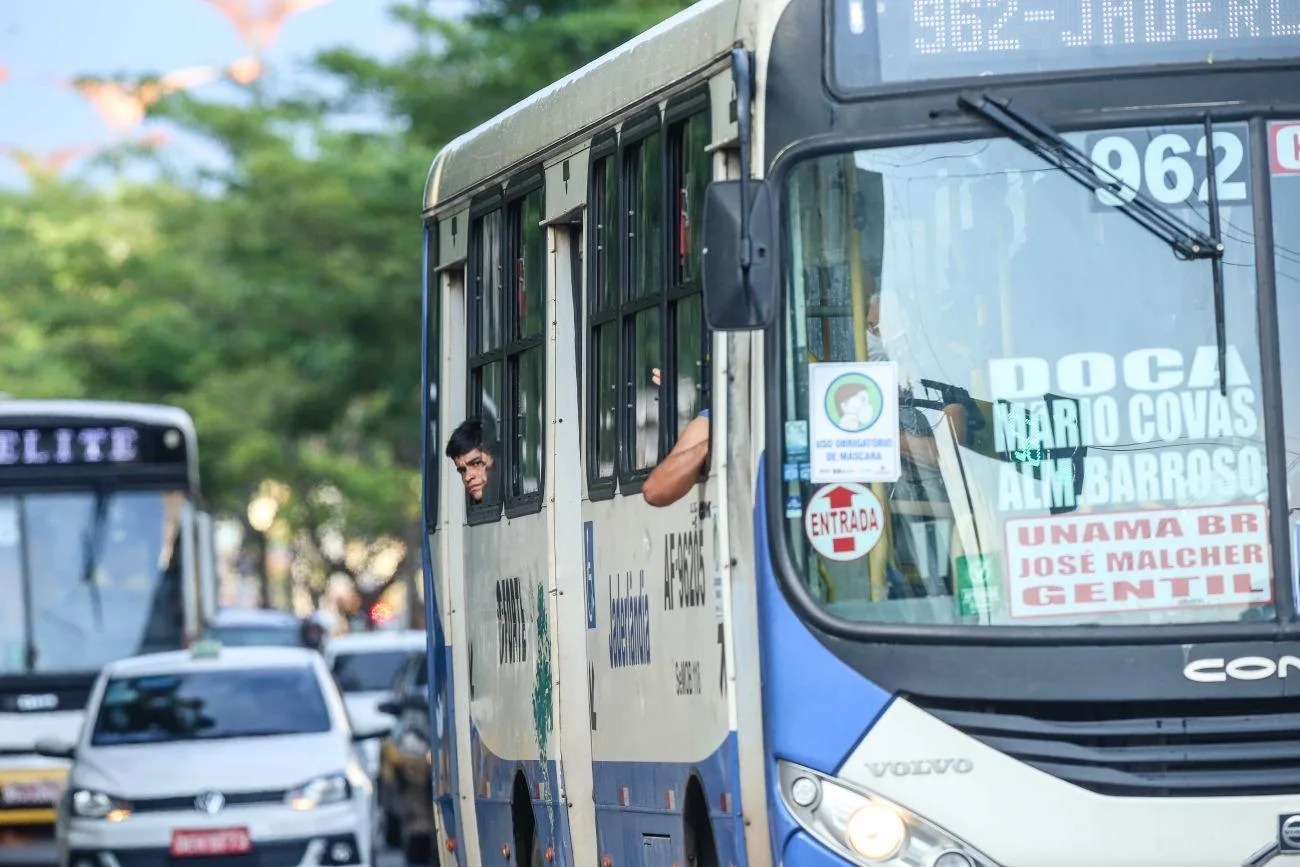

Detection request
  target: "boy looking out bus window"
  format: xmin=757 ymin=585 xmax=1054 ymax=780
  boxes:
xmin=445 ymin=417 xmax=496 ymax=504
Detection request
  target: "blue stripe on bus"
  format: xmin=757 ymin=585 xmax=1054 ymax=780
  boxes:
xmin=753 ymin=452 xmax=893 ymax=774
xmin=469 ymin=726 xmax=743 ymax=867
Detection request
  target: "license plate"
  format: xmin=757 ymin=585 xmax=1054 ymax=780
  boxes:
xmin=170 ymin=828 xmax=252 ymax=857
xmin=0 ymin=780 xmax=63 ymax=806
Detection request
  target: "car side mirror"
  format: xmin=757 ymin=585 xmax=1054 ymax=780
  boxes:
xmin=408 ymin=692 xmax=430 ymax=712
xmin=34 ymin=738 xmax=75 ymax=760
xmin=377 ymin=697 xmax=403 ymax=717
xmin=352 ymin=721 xmax=394 ymax=742
xmin=701 ymin=179 xmax=774 ymax=331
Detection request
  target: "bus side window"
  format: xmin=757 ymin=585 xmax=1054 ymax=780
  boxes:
xmin=588 ymin=148 xmax=620 ymax=492
xmin=667 ymin=110 xmax=712 ymax=441
xmin=507 ymin=186 xmax=546 ymax=507
xmin=466 ymin=182 xmax=548 ymax=521
xmin=623 ymin=130 xmax=664 ymax=476
xmin=582 ymin=100 xmax=712 ymax=496
xmin=468 ymin=207 xmax=505 ymax=516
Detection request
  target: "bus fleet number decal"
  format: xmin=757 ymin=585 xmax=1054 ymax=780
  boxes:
xmin=1086 ymin=127 xmax=1250 ymax=210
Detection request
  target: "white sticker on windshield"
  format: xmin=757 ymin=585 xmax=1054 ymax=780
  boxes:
xmin=809 ymin=362 xmax=900 ymax=483
xmin=1005 ymin=503 xmax=1271 ymax=619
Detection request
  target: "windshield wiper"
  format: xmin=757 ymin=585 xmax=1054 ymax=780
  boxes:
xmin=81 ymin=489 xmax=109 ymax=629
xmin=957 ymin=93 xmax=1224 ymax=262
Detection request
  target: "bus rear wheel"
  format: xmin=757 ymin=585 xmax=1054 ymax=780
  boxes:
xmin=682 ymin=778 xmax=719 ymax=867
xmin=511 ymin=773 xmax=543 ymax=867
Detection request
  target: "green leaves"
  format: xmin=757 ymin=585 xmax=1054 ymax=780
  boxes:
xmin=0 ymin=0 xmax=692 ymax=608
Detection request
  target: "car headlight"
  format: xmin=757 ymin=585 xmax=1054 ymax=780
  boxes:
xmin=778 ymin=761 xmax=993 ymax=866
xmin=71 ymin=790 xmax=132 ymax=822
xmin=287 ymin=774 xmax=351 ymax=810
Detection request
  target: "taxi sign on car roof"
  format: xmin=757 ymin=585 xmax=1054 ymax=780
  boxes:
xmin=190 ymin=639 xmax=222 ymax=659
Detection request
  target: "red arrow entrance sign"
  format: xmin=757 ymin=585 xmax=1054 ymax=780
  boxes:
xmin=803 ymin=482 xmax=884 ymax=563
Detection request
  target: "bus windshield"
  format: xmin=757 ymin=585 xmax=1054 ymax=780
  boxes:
xmin=780 ymin=121 xmax=1276 ymax=628
xmin=0 ymin=489 xmax=186 ymax=672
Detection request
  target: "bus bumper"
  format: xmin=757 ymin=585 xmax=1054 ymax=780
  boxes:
xmin=0 ymin=765 xmax=67 ymax=829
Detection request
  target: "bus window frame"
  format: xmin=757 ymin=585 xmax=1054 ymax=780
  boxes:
xmin=618 ymin=109 xmax=667 ymax=491
xmin=467 ymin=192 xmax=507 ymax=524
xmin=582 ymin=89 xmax=714 ymax=499
xmin=504 ymin=172 xmax=547 ymax=519
xmin=465 ymin=172 xmax=549 ymax=526
xmin=586 ymin=133 xmax=621 ymax=501
xmin=664 ymin=91 xmax=714 ymax=475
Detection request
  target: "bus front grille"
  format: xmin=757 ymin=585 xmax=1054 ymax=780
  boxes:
xmin=907 ymin=694 xmax=1300 ymax=797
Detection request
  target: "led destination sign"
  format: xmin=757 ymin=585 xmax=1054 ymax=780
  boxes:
xmin=0 ymin=424 xmax=185 ymax=469
xmin=832 ymin=0 xmax=1300 ymax=88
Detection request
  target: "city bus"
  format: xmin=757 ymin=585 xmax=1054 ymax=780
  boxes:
xmin=0 ymin=400 xmax=211 ymax=846
xmin=420 ymin=1 xmax=1300 ymax=866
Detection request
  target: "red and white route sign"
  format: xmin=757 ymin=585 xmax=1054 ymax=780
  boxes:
xmin=803 ymin=482 xmax=884 ymax=562
xmin=1270 ymin=121 xmax=1300 ymax=175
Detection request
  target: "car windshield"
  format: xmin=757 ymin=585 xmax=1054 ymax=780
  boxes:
xmin=0 ymin=489 xmax=187 ymax=673
xmin=332 ymin=649 xmax=412 ymax=693
xmin=780 ymin=121 xmax=1275 ymax=628
xmin=204 ymin=624 xmax=303 ymax=647
xmin=90 ymin=667 xmax=331 ymax=746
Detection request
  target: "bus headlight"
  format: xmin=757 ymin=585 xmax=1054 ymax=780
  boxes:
xmin=845 ymin=803 xmax=907 ymax=860
xmin=777 ymin=761 xmax=994 ymax=866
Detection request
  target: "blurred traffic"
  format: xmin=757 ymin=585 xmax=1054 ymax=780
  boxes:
xmin=2 ymin=605 xmax=434 ymax=867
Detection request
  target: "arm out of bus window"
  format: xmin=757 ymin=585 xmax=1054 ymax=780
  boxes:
xmin=642 ymin=413 xmax=710 ymax=507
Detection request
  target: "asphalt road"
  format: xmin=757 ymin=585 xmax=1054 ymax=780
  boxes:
xmin=376 ymin=844 xmax=408 ymax=867
xmin=0 ymin=837 xmax=407 ymax=867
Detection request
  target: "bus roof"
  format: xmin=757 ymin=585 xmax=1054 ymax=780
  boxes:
xmin=423 ymin=0 xmax=743 ymax=215
xmin=0 ymin=399 xmax=196 ymax=436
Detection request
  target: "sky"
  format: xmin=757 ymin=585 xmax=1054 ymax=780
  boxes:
xmin=0 ymin=0 xmax=420 ymax=189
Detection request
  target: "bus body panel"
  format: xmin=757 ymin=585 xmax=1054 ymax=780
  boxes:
xmin=842 ymin=699 xmax=1299 ymax=867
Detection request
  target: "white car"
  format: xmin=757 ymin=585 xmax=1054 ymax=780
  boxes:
xmin=323 ymin=630 xmax=426 ymax=779
xmin=37 ymin=642 xmax=391 ymax=867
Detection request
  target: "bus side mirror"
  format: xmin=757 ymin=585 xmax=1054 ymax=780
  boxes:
xmin=701 ymin=180 xmax=774 ymax=331
xmin=34 ymin=738 xmax=75 ymax=760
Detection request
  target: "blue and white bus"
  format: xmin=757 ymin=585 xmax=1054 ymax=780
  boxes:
xmin=420 ymin=1 xmax=1300 ymax=865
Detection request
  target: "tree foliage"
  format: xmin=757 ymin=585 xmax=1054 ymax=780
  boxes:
xmin=0 ymin=0 xmax=689 ymax=612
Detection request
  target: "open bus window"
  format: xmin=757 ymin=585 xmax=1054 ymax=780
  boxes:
xmin=781 ymin=124 xmax=1272 ymax=628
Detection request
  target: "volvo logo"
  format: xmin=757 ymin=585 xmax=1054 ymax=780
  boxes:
xmin=1183 ymin=655 xmax=1300 ymax=683
xmin=14 ymin=693 xmax=58 ymax=712
xmin=1280 ymin=815 xmax=1300 ymax=852
xmin=865 ymin=759 xmax=973 ymax=778
xmin=194 ymin=791 xmax=226 ymax=815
